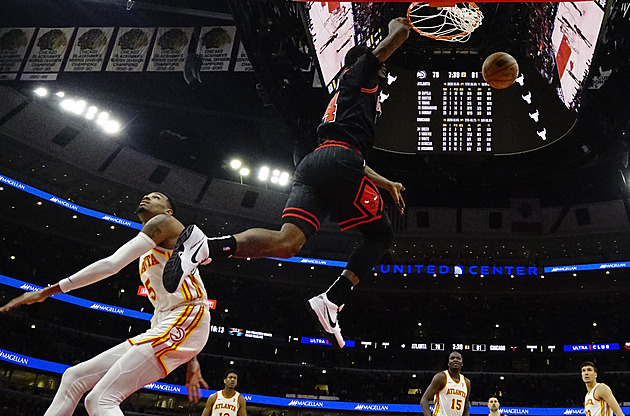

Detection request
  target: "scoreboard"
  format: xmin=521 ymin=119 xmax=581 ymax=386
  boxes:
xmin=416 ymin=70 xmax=493 ymax=153
xmin=373 ymin=60 xmax=576 ymax=156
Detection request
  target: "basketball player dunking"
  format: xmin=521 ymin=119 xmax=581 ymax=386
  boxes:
xmin=582 ymin=361 xmax=625 ymax=416
xmin=421 ymin=351 xmax=472 ymax=416
xmin=202 ymin=369 xmax=247 ymax=416
xmin=161 ymin=16 xmax=413 ymax=349
xmin=0 ymin=192 xmax=211 ymax=414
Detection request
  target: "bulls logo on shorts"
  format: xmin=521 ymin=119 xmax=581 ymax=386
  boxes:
xmin=339 ymin=177 xmax=383 ymax=231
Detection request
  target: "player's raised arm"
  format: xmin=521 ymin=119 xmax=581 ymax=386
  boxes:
xmin=0 ymin=212 xmax=183 ymax=313
xmin=372 ymin=17 xmax=412 ymax=63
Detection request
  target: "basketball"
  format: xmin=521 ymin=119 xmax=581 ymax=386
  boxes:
xmin=482 ymin=52 xmax=519 ymax=89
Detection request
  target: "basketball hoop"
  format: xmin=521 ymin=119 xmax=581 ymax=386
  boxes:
xmin=407 ymin=2 xmax=483 ymax=42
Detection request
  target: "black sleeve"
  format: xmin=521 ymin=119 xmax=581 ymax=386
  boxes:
xmin=343 ymin=51 xmax=380 ymax=88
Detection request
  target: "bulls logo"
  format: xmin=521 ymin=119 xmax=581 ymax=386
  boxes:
xmin=169 ymin=327 xmax=185 ymax=342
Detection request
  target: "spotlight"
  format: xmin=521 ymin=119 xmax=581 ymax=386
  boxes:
xmin=60 ymin=99 xmax=75 ymax=111
xmin=73 ymin=99 xmax=87 ymax=115
xmin=278 ymin=171 xmax=290 ymax=186
xmin=34 ymin=87 xmax=48 ymax=97
xmin=239 ymin=167 xmax=250 ymax=177
xmin=96 ymin=112 xmax=109 ymax=125
xmin=103 ymin=120 xmax=121 ymax=134
xmin=258 ymin=166 xmax=270 ymax=181
xmin=55 ymin=91 xmax=65 ymax=97
xmin=230 ymin=159 xmax=242 ymax=170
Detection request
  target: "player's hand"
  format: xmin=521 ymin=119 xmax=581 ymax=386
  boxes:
xmin=186 ymin=358 xmax=208 ymax=403
xmin=390 ymin=17 xmax=412 ymax=33
xmin=388 ymin=182 xmax=406 ymax=214
xmin=0 ymin=290 xmax=48 ymax=312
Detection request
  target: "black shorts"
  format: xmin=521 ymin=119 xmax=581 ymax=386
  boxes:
xmin=282 ymin=140 xmax=384 ymax=238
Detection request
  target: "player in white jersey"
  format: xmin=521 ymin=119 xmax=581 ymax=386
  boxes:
xmin=582 ymin=361 xmax=625 ymax=416
xmin=0 ymin=192 xmax=211 ymax=415
xmin=421 ymin=351 xmax=471 ymax=416
xmin=202 ymin=369 xmax=247 ymax=416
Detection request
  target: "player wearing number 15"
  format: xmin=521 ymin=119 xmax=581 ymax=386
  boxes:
xmin=582 ymin=361 xmax=624 ymax=416
xmin=202 ymin=369 xmax=247 ymax=416
xmin=421 ymin=351 xmax=471 ymax=416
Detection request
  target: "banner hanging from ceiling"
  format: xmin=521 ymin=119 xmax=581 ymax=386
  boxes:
xmin=147 ymin=27 xmax=194 ymax=72
xmin=64 ymin=27 xmax=114 ymax=72
xmin=106 ymin=27 xmax=155 ymax=72
xmin=0 ymin=28 xmax=36 ymax=80
xmin=196 ymin=26 xmax=237 ymax=72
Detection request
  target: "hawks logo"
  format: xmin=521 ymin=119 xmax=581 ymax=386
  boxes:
xmin=169 ymin=327 xmax=185 ymax=342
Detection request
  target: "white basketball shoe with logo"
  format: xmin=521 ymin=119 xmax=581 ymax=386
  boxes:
xmin=307 ymin=293 xmax=345 ymax=348
xmin=163 ymin=225 xmax=212 ymax=293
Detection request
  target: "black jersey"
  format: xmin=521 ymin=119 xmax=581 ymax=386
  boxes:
xmin=316 ymin=50 xmax=382 ymax=158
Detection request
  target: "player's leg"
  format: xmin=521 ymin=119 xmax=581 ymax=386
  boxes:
xmin=84 ymin=343 xmax=164 ymax=416
xmin=163 ymin=151 xmax=325 ymax=293
xmin=44 ymin=342 xmax=132 ymax=416
xmin=84 ymin=304 xmax=210 ymax=415
xmin=232 ymin=222 xmax=307 ymax=258
xmin=308 ymin=215 xmax=393 ymax=348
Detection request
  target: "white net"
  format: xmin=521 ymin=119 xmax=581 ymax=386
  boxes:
xmin=407 ymin=2 xmax=484 ymax=42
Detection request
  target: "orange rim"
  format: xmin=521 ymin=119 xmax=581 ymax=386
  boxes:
xmin=407 ymin=2 xmax=482 ymax=41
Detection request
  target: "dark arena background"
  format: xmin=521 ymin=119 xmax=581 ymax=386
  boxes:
xmin=1 ymin=0 xmax=630 ymax=414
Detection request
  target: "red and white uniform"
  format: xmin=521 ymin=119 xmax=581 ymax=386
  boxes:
xmin=129 ymin=246 xmax=210 ymax=374
xmin=45 ymin=244 xmax=211 ymax=416
xmin=433 ymin=371 xmax=468 ymax=416
xmin=212 ymin=391 xmax=242 ymax=416
xmin=585 ymin=384 xmax=611 ymax=416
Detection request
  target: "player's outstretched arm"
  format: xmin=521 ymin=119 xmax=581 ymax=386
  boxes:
xmin=372 ymin=17 xmax=412 ymax=63
xmin=420 ymin=372 xmax=447 ymax=416
xmin=0 ymin=284 xmax=61 ymax=312
xmin=201 ymin=393 xmax=218 ymax=416
xmin=365 ymin=165 xmax=405 ymax=214
xmin=0 ymin=215 xmax=184 ymax=312
xmin=185 ymin=355 xmax=209 ymax=404
xmin=596 ymin=384 xmax=625 ymax=416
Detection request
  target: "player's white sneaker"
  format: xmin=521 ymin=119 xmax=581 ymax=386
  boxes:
xmin=163 ymin=225 xmax=211 ymax=293
xmin=307 ymin=293 xmax=345 ymax=348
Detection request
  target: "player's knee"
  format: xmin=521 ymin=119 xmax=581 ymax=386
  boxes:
xmin=85 ymin=389 xmax=117 ymax=414
xmin=275 ymin=224 xmax=306 ymax=258
xmin=275 ymin=239 xmax=304 ymax=258
xmin=59 ymin=365 xmax=89 ymax=396
xmin=363 ymin=219 xmax=394 ymax=248
xmin=84 ymin=390 xmax=100 ymax=414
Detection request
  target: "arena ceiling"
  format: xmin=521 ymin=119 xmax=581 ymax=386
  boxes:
xmin=1 ymin=0 xmax=629 ymax=209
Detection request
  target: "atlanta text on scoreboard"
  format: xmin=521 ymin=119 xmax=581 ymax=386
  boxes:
xmin=378 ymin=264 xmax=539 ymax=276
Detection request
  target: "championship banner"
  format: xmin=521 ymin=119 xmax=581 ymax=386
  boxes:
xmin=510 ymin=198 xmax=543 ymax=233
xmin=234 ymin=41 xmax=254 ymax=72
xmin=147 ymin=27 xmax=194 ymax=72
xmin=196 ymin=26 xmax=237 ymax=72
xmin=0 ymin=28 xmax=36 ymax=80
xmin=22 ymin=27 xmax=75 ymax=80
xmin=106 ymin=27 xmax=155 ymax=72
xmin=64 ymin=27 xmax=114 ymax=72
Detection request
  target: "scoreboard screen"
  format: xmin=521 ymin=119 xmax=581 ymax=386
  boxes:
xmin=416 ymin=69 xmax=493 ymax=153
xmin=374 ymin=59 xmax=576 ymax=155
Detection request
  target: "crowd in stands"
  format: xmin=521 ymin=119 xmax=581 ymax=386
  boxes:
xmin=2 ymin=219 xmax=630 ymax=412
